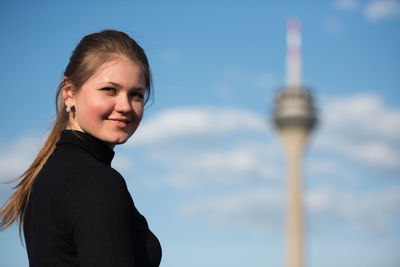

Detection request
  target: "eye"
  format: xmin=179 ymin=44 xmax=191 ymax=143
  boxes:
xmin=101 ymin=87 xmax=117 ymax=94
xmin=129 ymin=91 xmax=145 ymax=100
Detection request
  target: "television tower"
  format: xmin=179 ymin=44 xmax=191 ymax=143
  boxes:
xmin=272 ymin=19 xmax=317 ymax=267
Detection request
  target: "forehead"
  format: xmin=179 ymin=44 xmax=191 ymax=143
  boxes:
xmin=87 ymin=56 xmax=145 ymax=87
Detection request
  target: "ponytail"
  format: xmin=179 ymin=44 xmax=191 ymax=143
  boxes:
xmin=0 ymin=84 xmax=68 ymax=233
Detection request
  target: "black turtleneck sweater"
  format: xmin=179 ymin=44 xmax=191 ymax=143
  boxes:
xmin=23 ymin=130 xmax=162 ymax=267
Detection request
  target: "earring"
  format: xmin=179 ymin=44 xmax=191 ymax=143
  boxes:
xmin=66 ymin=106 xmax=71 ymax=113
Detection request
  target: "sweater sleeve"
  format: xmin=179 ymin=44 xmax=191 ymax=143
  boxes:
xmin=67 ymin=166 xmax=136 ymax=267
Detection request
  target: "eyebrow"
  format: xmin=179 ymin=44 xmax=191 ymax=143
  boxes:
xmin=106 ymin=81 xmax=145 ymax=91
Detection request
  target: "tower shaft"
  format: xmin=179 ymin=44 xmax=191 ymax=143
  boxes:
xmin=280 ymin=128 xmax=309 ymax=267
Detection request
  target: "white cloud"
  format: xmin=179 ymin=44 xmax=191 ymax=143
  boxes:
xmin=307 ymin=159 xmax=358 ymax=181
xmin=146 ymin=93 xmax=400 ymax=236
xmin=315 ymin=93 xmax=400 ymax=170
xmin=126 ymin=106 xmax=283 ymax=188
xmin=180 ymin=185 xmax=400 ymax=234
xmin=111 ymin=153 xmax=134 ymax=174
xmin=0 ymin=134 xmax=44 ymax=204
xmin=180 ymin=188 xmax=284 ymax=233
xmin=129 ymin=107 xmax=266 ymax=146
xmin=127 ymin=93 xmax=400 ymax=191
xmin=334 ymin=0 xmax=400 ymax=22
xmin=163 ymin=143 xmax=282 ymax=188
xmin=0 ymin=135 xmax=43 ymax=182
xmin=306 ymin=185 xmax=400 ymax=233
xmin=344 ymin=140 xmax=400 ymax=169
xmin=365 ymin=0 xmax=400 ymax=21
xmin=315 ymin=134 xmax=400 ymax=170
xmin=323 ymin=94 xmax=400 ymax=141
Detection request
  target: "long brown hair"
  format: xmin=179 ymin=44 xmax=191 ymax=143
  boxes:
xmin=0 ymin=30 xmax=152 ymax=232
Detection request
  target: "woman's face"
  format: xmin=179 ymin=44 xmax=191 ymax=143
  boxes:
xmin=64 ymin=57 xmax=146 ymax=148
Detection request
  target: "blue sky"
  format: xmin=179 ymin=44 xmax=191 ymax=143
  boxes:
xmin=0 ymin=0 xmax=399 ymax=266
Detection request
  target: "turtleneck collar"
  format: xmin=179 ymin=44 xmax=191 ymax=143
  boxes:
xmin=56 ymin=130 xmax=115 ymax=166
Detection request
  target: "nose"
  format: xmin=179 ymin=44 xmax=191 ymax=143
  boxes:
xmin=115 ymin=94 xmax=132 ymax=113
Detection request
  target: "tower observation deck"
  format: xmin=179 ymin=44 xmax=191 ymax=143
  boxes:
xmin=272 ymin=19 xmax=317 ymax=267
xmin=274 ymin=88 xmax=317 ymax=130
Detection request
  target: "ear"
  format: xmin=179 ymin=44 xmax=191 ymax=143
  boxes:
xmin=62 ymin=77 xmax=77 ymax=108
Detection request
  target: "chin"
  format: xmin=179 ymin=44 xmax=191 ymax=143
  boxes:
xmin=108 ymin=134 xmax=132 ymax=145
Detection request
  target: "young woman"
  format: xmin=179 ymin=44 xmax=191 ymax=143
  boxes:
xmin=0 ymin=30 xmax=162 ymax=267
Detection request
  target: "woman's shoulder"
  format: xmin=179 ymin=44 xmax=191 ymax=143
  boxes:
xmin=45 ymin=145 xmax=129 ymax=203
xmin=61 ymin=161 xmax=131 ymax=221
xmin=61 ymin=164 xmax=134 ymax=235
xmin=75 ymin=164 xmax=126 ymax=190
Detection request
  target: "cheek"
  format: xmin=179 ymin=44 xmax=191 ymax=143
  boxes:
xmin=133 ymin=103 xmax=144 ymax=121
xmin=77 ymin=95 xmax=113 ymax=122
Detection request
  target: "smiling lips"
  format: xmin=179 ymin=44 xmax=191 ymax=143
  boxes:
xmin=109 ymin=118 xmax=130 ymax=128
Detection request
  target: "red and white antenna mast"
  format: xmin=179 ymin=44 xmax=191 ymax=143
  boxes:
xmin=286 ymin=19 xmax=302 ymax=90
